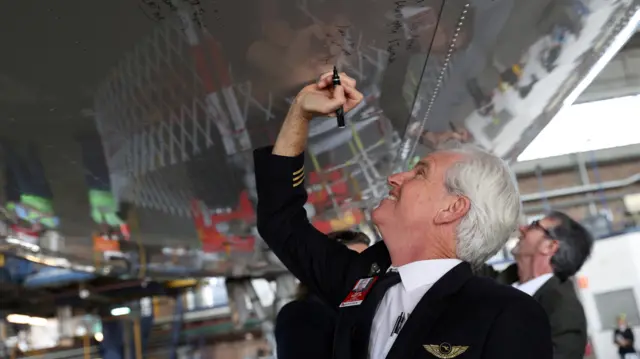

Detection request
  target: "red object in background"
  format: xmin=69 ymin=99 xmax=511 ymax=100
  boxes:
xmin=119 ymin=223 xmax=130 ymax=240
xmin=307 ymin=168 xmax=364 ymax=233
xmin=192 ymin=166 xmax=363 ymax=252
xmin=192 ymin=191 xmax=256 ymax=253
xmin=93 ymin=235 xmax=121 ymax=252
xmin=10 ymin=224 xmax=40 ymax=239
xmin=313 ymin=208 xmax=365 ymax=234
xmin=584 ymin=340 xmax=592 ymax=356
xmin=577 ymin=276 xmax=589 ymax=289
xmin=307 ymin=170 xmax=350 ymax=205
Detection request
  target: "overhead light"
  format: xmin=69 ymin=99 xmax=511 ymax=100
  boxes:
xmin=27 ymin=316 xmax=48 ymax=326
xmin=6 ymin=314 xmax=48 ymax=326
xmin=94 ymin=332 xmax=104 ymax=342
xmin=110 ymin=307 xmax=131 ymax=316
xmin=6 ymin=314 xmax=30 ymax=324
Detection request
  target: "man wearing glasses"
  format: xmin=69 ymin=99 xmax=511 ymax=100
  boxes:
xmin=482 ymin=211 xmax=594 ymax=359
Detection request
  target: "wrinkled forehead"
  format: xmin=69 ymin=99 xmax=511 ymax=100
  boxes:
xmin=409 ymin=152 xmax=465 ymax=182
xmin=418 ymin=151 xmax=466 ymax=168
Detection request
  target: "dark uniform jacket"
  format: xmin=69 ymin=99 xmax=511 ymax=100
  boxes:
xmin=255 ymin=146 xmax=552 ymax=359
xmin=275 ymin=294 xmax=338 ymax=359
xmin=479 ymin=264 xmax=588 ymax=359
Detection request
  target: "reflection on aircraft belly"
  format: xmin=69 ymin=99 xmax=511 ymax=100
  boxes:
xmin=2 ymin=0 xmax=639 ymax=280
xmin=453 ymin=3 xmax=640 ymax=160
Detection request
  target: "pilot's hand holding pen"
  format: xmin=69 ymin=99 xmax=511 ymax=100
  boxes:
xmin=294 ymin=71 xmax=363 ymax=122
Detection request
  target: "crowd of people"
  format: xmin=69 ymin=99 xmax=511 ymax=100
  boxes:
xmin=252 ymin=71 xmax=615 ymax=359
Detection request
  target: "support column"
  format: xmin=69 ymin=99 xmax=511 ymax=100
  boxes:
xmin=139 ymin=298 xmax=155 ymax=357
xmin=0 ymin=319 xmax=8 ymax=358
xmin=226 ymin=280 xmax=251 ymax=330
xmin=534 ymin=165 xmax=551 ymax=212
xmin=575 ymin=152 xmax=598 ymax=216
xmin=244 ymin=280 xmax=277 ymax=355
xmin=169 ymin=295 xmax=185 ymax=359
xmin=274 ymin=273 xmax=297 ymax=313
xmin=56 ymin=306 xmax=73 ymax=339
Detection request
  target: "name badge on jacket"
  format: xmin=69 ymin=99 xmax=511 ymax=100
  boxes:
xmin=339 ymin=277 xmax=378 ymax=307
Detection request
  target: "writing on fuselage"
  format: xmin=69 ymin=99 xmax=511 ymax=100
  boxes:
xmin=138 ymin=0 xmax=206 ymax=30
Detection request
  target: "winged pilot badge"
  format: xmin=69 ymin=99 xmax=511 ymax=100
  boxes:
xmin=423 ymin=342 xmax=469 ymax=358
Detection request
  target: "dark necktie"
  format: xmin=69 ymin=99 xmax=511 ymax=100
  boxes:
xmin=375 ymin=270 xmax=401 ymax=294
xmin=348 ymin=269 xmax=402 ymax=359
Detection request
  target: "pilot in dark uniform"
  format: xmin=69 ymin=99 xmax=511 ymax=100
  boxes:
xmin=255 ymin=72 xmax=552 ymax=359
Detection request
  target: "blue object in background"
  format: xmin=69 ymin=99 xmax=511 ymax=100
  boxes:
xmin=3 ymin=256 xmax=35 ymax=283
xmin=22 ymin=266 xmax=95 ymax=288
xmin=101 ymin=321 xmax=125 ymax=359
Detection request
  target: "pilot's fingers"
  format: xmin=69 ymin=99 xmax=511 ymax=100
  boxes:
xmin=458 ymin=129 xmax=471 ymax=141
xmin=315 ymin=85 xmax=347 ymax=114
xmin=439 ymin=131 xmax=464 ymax=142
xmin=344 ymin=84 xmax=363 ymax=101
xmin=317 ymin=72 xmax=333 ymax=88
xmin=338 ymin=72 xmax=356 ymax=88
xmin=343 ymin=85 xmax=364 ymax=111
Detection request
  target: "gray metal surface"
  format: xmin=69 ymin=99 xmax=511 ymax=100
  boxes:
xmin=0 ymin=0 xmax=639 ymax=278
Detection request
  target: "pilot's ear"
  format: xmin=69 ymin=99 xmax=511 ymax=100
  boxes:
xmin=540 ymin=239 xmax=560 ymax=256
xmin=434 ymin=196 xmax=470 ymax=225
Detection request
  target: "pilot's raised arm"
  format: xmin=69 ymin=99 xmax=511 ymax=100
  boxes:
xmin=254 ymin=72 xmax=384 ymax=307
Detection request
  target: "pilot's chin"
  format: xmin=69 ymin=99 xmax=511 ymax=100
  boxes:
xmin=371 ymin=202 xmax=390 ymax=226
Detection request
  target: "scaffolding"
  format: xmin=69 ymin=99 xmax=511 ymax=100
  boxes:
xmin=92 ymin=2 xmax=405 ymax=222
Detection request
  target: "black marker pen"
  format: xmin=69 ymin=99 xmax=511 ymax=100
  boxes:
xmin=332 ymin=66 xmax=346 ymax=128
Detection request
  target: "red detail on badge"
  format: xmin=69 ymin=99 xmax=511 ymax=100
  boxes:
xmin=339 ymin=277 xmax=379 ymax=308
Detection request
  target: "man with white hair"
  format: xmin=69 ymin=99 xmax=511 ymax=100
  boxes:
xmin=254 ymin=72 xmax=552 ymax=359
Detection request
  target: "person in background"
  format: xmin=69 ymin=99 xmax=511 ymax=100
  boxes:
xmin=479 ymin=211 xmax=594 ymax=359
xmin=615 ymin=314 xmax=637 ymax=359
xmin=274 ymin=230 xmax=371 ymax=359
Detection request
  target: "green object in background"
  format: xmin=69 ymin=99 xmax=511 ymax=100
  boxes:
xmin=21 ymin=194 xmax=54 ymax=214
xmin=7 ymin=195 xmax=59 ymax=228
xmin=89 ymin=189 xmax=123 ymax=226
xmin=408 ymin=156 xmax=421 ymax=169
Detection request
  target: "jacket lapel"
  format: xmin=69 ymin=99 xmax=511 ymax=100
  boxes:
xmin=532 ymin=275 xmax=560 ymax=302
xmin=532 ymin=275 xmax=564 ymax=317
xmin=496 ymin=263 xmax=519 ymax=285
xmin=385 ymin=262 xmax=473 ymax=359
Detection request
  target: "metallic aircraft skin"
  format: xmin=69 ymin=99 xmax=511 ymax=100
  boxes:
xmin=0 ymin=0 xmax=639 ymax=279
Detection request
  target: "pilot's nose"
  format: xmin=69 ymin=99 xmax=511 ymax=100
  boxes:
xmin=387 ymin=171 xmax=409 ymax=189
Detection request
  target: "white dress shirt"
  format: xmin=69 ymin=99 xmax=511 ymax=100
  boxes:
xmin=512 ymin=273 xmax=554 ymax=296
xmin=368 ymin=259 xmax=462 ymax=359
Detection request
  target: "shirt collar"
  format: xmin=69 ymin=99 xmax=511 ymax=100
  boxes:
xmin=388 ymin=259 xmax=462 ymax=292
xmin=512 ymin=273 xmax=554 ymax=296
